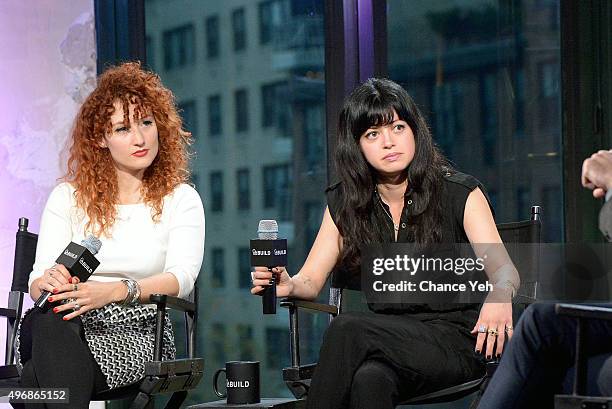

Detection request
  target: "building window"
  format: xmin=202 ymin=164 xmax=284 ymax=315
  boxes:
xmin=178 ymin=100 xmax=197 ymax=137
xmin=480 ymin=73 xmax=497 ymax=167
xmin=163 ymin=24 xmax=195 ymax=70
xmin=237 ymin=169 xmax=250 ymax=210
xmin=145 ymin=35 xmax=154 ymax=70
xmin=235 ymin=89 xmax=249 ymax=132
xmin=205 ymin=15 xmax=220 ymax=59
xmin=211 ymin=248 xmax=225 ymax=288
xmin=208 ymin=95 xmax=222 ymax=136
xmin=516 ymin=187 xmax=530 ymax=220
xmin=211 ymin=323 xmax=227 ymax=363
xmin=263 ymin=165 xmax=291 ymax=221
xmin=303 ymin=104 xmax=324 ymax=172
xmin=232 ymin=8 xmax=247 ymax=51
xmin=265 ymin=327 xmax=289 ymax=369
xmin=238 ymin=247 xmax=251 ymax=288
xmin=237 ymin=324 xmax=255 ymax=361
xmin=210 ymin=172 xmax=223 ymax=212
xmin=261 ymin=81 xmax=289 ymax=134
xmin=304 ymin=201 xmax=323 ymax=250
xmin=259 ymin=0 xmax=288 ymax=45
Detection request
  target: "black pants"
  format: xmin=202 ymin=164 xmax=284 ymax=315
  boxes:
xmin=305 ymin=312 xmax=484 ymax=409
xmin=477 ymin=303 xmax=612 ymax=409
xmin=18 ymin=308 xmax=108 ymax=409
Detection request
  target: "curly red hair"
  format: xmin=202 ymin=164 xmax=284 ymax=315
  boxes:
xmin=63 ymin=62 xmax=191 ymax=237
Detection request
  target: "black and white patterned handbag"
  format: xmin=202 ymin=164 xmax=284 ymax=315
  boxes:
xmin=16 ymin=303 xmax=176 ymax=389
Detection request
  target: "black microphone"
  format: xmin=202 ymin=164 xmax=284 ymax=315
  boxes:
xmin=35 ymin=235 xmax=102 ymax=310
xmin=250 ymin=220 xmax=288 ymax=314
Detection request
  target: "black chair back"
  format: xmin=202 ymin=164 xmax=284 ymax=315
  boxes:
xmin=12 ymin=217 xmax=37 ymax=293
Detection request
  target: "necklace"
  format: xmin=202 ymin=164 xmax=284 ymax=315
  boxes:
xmin=376 ymin=194 xmax=400 ymax=232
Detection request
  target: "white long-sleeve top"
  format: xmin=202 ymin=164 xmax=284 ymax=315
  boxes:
xmin=29 ymin=182 xmax=205 ymax=299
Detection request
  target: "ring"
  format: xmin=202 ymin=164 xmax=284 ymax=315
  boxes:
xmin=477 ymin=324 xmax=487 ymax=333
xmin=73 ymin=302 xmax=80 ymax=311
xmin=505 ymin=325 xmax=513 ymax=332
xmin=251 ymin=272 xmax=255 ymax=282
xmin=487 ymin=328 xmax=499 ymax=336
xmin=73 ymin=284 xmax=78 ymax=292
xmin=49 ymin=270 xmax=54 ymax=277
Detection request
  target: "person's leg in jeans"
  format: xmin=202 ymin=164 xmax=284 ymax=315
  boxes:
xmin=19 ymin=309 xmax=108 ymax=409
xmin=477 ymin=303 xmax=612 ymax=409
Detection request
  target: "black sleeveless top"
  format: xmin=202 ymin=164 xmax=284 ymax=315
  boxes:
xmin=325 ymin=170 xmax=494 ymax=326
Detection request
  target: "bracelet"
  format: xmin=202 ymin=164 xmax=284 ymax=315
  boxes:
xmin=120 ymin=279 xmax=141 ymax=306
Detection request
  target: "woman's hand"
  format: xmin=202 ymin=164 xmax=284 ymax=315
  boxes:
xmin=471 ymin=295 xmax=513 ymax=359
xmin=47 ymin=278 xmax=127 ymax=320
xmin=250 ymin=266 xmax=293 ymax=298
xmin=36 ymin=264 xmax=72 ymax=295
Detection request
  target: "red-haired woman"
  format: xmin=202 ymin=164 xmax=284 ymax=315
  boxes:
xmin=16 ymin=62 xmax=205 ymax=408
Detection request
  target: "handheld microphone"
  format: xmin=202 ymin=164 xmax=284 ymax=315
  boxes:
xmin=35 ymin=235 xmax=102 ymax=310
xmin=250 ymin=220 xmax=287 ymax=314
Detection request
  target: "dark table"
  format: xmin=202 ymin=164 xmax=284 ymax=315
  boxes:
xmin=187 ymin=398 xmax=306 ymax=409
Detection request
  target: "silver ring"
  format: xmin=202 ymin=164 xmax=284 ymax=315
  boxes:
xmin=73 ymin=302 xmax=81 ymax=311
xmin=477 ymin=324 xmax=487 ymax=334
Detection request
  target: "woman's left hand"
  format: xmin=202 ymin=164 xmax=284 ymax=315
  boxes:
xmin=47 ymin=278 xmax=127 ymax=320
xmin=471 ymin=299 xmax=513 ymax=359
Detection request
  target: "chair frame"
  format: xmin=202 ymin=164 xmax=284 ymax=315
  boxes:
xmin=0 ymin=217 xmax=203 ymax=409
xmin=280 ymin=205 xmax=542 ymax=405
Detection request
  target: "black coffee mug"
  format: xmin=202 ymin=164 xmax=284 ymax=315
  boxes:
xmin=213 ymin=361 xmax=260 ymax=404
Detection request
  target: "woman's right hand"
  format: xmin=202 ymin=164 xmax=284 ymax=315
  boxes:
xmin=250 ymin=266 xmax=293 ymax=298
xmin=37 ymin=264 xmax=72 ymax=294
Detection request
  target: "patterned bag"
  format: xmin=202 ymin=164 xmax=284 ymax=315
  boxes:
xmin=16 ymin=303 xmax=176 ymax=389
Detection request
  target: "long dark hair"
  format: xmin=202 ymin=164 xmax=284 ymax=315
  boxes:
xmin=334 ymin=78 xmax=449 ymax=275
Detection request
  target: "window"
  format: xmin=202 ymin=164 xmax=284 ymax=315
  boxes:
xmin=205 ymin=15 xmax=219 ymax=59
xmin=237 ymin=324 xmax=255 ymax=360
xmin=516 ymin=187 xmax=530 ymax=220
xmin=210 ymin=172 xmax=223 ymax=212
xmin=304 ymin=201 xmax=323 ymax=251
xmin=163 ymin=24 xmax=195 ymax=70
xmin=263 ymin=165 xmax=291 ymax=221
xmin=232 ymin=8 xmax=247 ymax=51
xmin=211 ymin=248 xmax=225 ymax=288
xmin=211 ymin=323 xmax=227 ymax=363
xmin=265 ymin=328 xmax=289 ymax=369
xmin=178 ymin=100 xmax=197 ymax=137
xmin=236 ymin=169 xmax=250 ymax=210
xmin=238 ymin=247 xmax=251 ymax=289
xmin=235 ymin=89 xmax=249 ymax=132
xmin=261 ymin=81 xmax=289 ymax=134
xmin=258 ymin=0 xmax=288 ymax=45
xmin=480 ymin=73 xmax=497 ymax=167
xmin=303 ymin=104 xmax=324 ymax=172
xmin=208 ymin=94 xmax=222 ymax=136
xmin=145 ymin=35 xmax=154 ymax=70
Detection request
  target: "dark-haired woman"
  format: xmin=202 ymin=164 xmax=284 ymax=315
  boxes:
xmin=252 ymin=78 xmax=517 ymax=408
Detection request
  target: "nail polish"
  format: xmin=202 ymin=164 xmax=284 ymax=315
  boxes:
xmin=52 ymin=288 xmax=59 ymax=294
xmin=48 ymin=297 xmax=53 ymax=302
xmin=68 ymin=277 xmax=73 ymax=284
xmin=62 ymin=316 xmax=68 ymax=321
xmin=486 ymin=355 xmax=491 ymax=360
xmin=53 ymin=307 xmax=59 ymax=313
